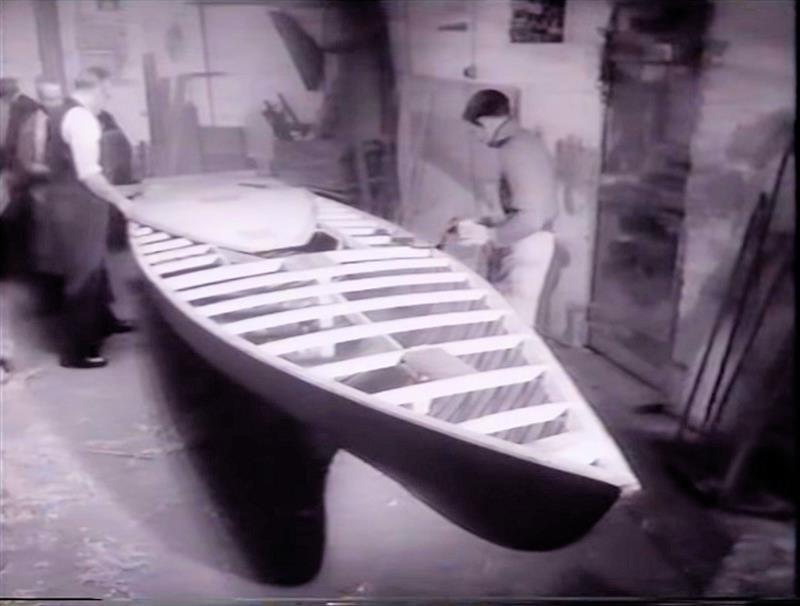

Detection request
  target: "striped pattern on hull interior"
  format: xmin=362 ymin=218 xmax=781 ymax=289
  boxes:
xmin=128 ymin=196 xmax=632 ymax=484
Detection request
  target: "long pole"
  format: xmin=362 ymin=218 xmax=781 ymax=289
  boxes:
xmin=675 ymin=197 xmax=765 ymax=440
xmin=705 ymin=244 xmax=792 ymax=433
xmin=700 ymin=137 xmax=795 ymax=430
xmin=676 ymin=133 xmax=794 ymax=440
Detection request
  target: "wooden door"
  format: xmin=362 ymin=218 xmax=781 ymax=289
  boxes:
xmin=588 ymin=1 xmax=711 ymax=389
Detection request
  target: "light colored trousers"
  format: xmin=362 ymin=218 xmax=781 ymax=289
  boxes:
xmin=489 ymin=231 xmax=556 ymax=328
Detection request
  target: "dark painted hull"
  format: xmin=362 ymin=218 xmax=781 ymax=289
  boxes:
xmin=144 ymin=280 xmax=620 ymax=551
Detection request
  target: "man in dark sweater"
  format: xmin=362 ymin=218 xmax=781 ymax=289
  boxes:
xmin=455 ymin=89 xmax=558 ymax=327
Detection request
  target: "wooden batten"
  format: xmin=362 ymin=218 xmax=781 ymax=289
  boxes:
xmin=333 ymin=227 xmax=378 ymax=235
xmin=458 ymin=402 xmax=570 ymax=434
xmin=320 ymin=220 xmax=377 ymax=228
xmin=221 ymin=290 xmax=486 ymax=333
xmin=153 ymin=254 xmax=221 ymax=276
xmin=146 ymin=244 xmax=214 ymax=264
xmin=130 ymin=224 xmax=153 ymax=236
xmin=349 ymin=235 xmax=393 ymax=245
xmin=323 ymin=247 xmax=433 ymax=262
xmin=140 ymin=238 xmax=195 ymax=255
xmin=163 ymin=259 xmax=285 ymax=290
xmin=136 ymin=232 xmax=173 ymax=244
xmin=310 ymin=334 xmax=526 ymax=379
xmin=178 ymin=257 xmax=452 ymax=301
xmin=195 ymin=272 xmax=473 ymax=316
xmin=375 ymin=365 xmax=547 ymax=405
xmin=260 ymin=309 xmax=507 ymax=355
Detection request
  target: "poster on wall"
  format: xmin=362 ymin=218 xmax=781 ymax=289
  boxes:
xmin=509 ymin=0 xmax=566 ymax=43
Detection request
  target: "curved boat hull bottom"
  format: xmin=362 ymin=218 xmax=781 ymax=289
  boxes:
xmin=142 ymin=301 xmax=335 ymax=585
xmin=148 ymin=284 xmax=620 ymax=552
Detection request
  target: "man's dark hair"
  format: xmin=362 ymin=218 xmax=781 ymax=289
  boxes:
xmin=462 ymin=89 xmax=511 ymax=125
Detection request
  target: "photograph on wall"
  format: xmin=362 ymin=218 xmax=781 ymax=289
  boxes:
xmin=509 ymin=0 xmax=566 ymax=43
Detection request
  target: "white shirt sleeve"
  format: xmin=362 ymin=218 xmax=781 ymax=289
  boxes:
xmin=60 ymin=106 xmax=103 ymax=180
xmin=33 ymin=111 xmax=48 ymax=165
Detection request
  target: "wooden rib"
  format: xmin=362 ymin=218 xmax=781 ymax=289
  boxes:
xmin=322 ymin=219 xmax=376 ymax=226
xmin=146 ymin=245 xmax=214 ymax=264
xmin=153 ymin=254 xmax=221 ymax=276
xmin=457 ymin=402 xmax=569 ymax=434
xmin=311 ymin=351 xmax=405 ymax=379
xmin=316 ymin=209 xmax=361 ymax=216
xmin=196 ymin=273 xmax=472 ymax=316
xmin=260 ymin=309 xmax=506 ymax=355
xmin=222 ymin=290 xmax=485 ymax=333
xmin=375 ymin=365 xmax=546 ymax=405
xmin=350 ymin=235 xmax=393 ymax=245
xmin=130 ymin=225 xmax=153 ymax=236
xmin=162 ymin=259 xmax=284 ymax=290
xmin=136 ymin=232 xmax=172 ymax=244
xmin=318 ymin=211 xmax=353 ymax=215
xmin=323 ymin=247 xmax=432 ymax=262
xmin=318 ymin=215 xmax=363 ymax=223
xmin=320 ymin=334 xmax=518 ymax=388
xmin=139 ymin=238 xmax=195 ymax=254
xmin=524 ymin=431 xmax=599 ymax=466
xmin=181 ymin=258 xmax=453 ymax=302
xmin=335 ymin=227 xmax=377 ymax=235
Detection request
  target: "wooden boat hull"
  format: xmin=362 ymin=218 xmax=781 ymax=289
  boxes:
xmin=147 ymin=283 xmax=618 ymax=550
xmin=126 ymin=173 xmax=638 ymax=550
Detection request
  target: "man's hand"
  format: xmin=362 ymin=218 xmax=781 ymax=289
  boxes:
xmin=456 ymin=219 xmax=492 ymax=246
xmin=81 ymin=173 xmax=138 ymax=220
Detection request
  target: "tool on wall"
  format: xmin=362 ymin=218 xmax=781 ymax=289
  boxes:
xmin=262 ymin=95 xmax=312 ymax=141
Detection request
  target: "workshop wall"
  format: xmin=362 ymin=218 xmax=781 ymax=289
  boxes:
xmin=53 ymin=0 xmax=324 ymax=171
xmin=387 ymin=0 xmax=612 ymax=345
xmin=0 ymin=0 xmax=44 ymax=100
xmin=53 ymin=0 xmax=206 ymax=156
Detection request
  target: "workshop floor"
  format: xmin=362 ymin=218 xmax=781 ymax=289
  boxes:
xmin=1 ymin=251 xmax=794 ymax=600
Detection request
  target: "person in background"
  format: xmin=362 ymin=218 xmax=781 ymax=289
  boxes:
xmin=455 ymin=89 xmax=558 ymax=327
xmin=0 ymin=77 xmax=42 ymax=275
xmin=46 ymin=67 xmax=137 ymax=369
xmin=92 ymin=67 xmax=136 ymax=249
xmin=16 ymin=77 xmax=66 ymax=311
xmin=98 ymin=108 xmax=134 ymax=186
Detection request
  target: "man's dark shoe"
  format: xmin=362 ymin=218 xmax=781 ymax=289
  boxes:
xmin=104 ymin=319 xmax=136 ymax=335
xmin=60 ymin=355 xmax=108 ymax=369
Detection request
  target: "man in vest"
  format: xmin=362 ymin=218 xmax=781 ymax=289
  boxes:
xmin=47 ymin=67 xmax=136 ymax=368
xmin=455 ymin=89 xmax=558 ymax=327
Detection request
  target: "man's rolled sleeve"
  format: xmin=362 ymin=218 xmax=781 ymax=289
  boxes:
xmin=61 ymin=107 xmax=103 ymax=180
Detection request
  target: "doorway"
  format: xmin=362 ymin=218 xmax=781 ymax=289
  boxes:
xmin=588 ymin=0 xmax=713 ymax=389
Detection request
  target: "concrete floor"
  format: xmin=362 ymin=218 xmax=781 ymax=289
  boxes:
xmin=1 ymin=251 xmax=794 ymax=599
